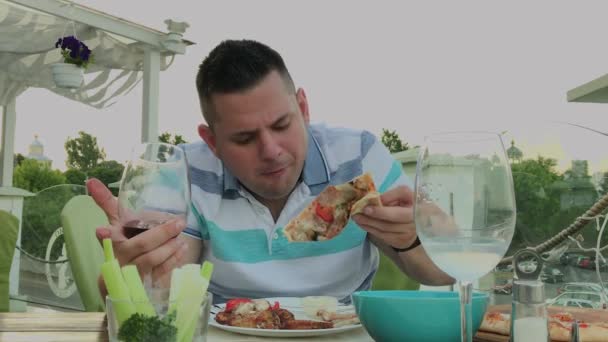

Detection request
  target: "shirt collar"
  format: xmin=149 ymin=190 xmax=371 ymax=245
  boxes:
xmin=301 ymin=126 xmax=330 ymax=186
xmin=223 ymin=164 xmax=240 ymax=192
xmin=222 ymin=126 xmax=330 ymax=192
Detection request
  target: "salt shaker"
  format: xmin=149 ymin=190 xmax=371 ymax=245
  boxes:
xmin=510 ymin=249 xmax=550 ymax=342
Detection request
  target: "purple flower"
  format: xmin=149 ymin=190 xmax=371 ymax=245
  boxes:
xmin=80 ymin=45 xmax=91 ymax=61
xmin=64 ymin=36 xmax=79 ymax=51
xmin=54 ymin=35 xmax=93 ymax=68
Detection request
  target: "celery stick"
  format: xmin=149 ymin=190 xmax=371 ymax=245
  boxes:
xmin=103 ymin=238 xmax=114 ymax=261
xmin=176 ymin=267 xmax=207 ymax=342
xmin=178 ymin=294 xmax=205 ymax=342
xmin=101 ymin=239 xmax=136 ymax=326
xmin=201 ymin=261 xmax=213 ymax=282
xmin=122 ymin=265 xmax=155 ymax=317
xmin=181 ymin=263 xmax=199 ymax=273
xmin=168 ymin=267 xmax=183 ymax=314
xmin=175 ymin=262 xmax=214 ymax=342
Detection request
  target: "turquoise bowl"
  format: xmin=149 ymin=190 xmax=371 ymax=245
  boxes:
xmin=352 ymin=290 xmax=489 ymax=342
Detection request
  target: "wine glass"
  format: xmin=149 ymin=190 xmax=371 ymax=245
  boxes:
xmin=118 ymin=142 xmax=191 ymax=239
xmin=414 ymin=131 xmax=516 ymax=342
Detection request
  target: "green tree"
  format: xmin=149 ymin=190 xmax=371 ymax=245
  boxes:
xmin=547 ymin=206 xmax=608 ymax=248
xmin=89 ymin=160 xmax=124 ymax=196
xmin=381 ymin=129 xmax=409 ymax=153
xmin=64 ymin=168 xmax=87 ymax=186
xmin=65 ymin=131 xmax=106 ymax=172
xmin=549 ymin=163 xmax=606 ymax=248
xmin=508 ymin=156 xmax=562 ymax=254
xmin=13 ymin=153 xmax=25 ymax=167
xmin=159 ymin=132 xmax=187 ymax=145
xmin=21 ymin=184 xmax=86 ymax=258
xmin=13 ymin=159 xmax=66 ymax=193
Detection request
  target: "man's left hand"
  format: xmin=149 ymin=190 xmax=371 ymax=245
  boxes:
xmin=352 ymin=185 xmax=417 ymax=249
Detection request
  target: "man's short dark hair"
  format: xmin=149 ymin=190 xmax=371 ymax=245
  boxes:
xmin=196 ymin=39 xmax=296 ymax=128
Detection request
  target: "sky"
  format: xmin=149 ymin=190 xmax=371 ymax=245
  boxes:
xmin=11 ymin=0 xmax=608 ymax=174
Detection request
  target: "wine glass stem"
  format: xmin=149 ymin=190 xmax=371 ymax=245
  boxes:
xmin=458 ymin=280 xmax=473 ymax=342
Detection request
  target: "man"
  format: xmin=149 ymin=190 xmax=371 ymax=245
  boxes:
xmin=91 ymin=39 xmax=453 ymax=302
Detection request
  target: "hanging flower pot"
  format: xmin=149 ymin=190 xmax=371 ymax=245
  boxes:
xmin=51 ymin=62 xmax=83 ymax=89
xmin=51 ymin=36 xmax=93 ymax=89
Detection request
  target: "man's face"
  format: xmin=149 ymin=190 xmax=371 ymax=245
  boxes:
xmin=199 ymin=71 xmax=310 ymax=201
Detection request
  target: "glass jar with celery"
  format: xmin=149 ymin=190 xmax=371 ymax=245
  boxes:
xmin=102 ymin=239 xmax=213 ymax=342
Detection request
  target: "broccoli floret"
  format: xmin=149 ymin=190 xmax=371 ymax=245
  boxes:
xmin=117 ymin=312 xmax=177 ymax=342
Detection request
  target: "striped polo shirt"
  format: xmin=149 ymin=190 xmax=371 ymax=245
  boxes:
xmin=181 ymin=123 xmax=412 ymax=303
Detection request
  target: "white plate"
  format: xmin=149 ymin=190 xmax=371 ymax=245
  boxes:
xmin=208 ymin=297 xmax=362 ymax=338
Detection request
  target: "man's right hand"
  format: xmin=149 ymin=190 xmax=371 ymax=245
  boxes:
xmin=87 ymin=178 xmax=190 ymax=285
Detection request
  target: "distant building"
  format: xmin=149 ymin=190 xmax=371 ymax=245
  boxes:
xmin=393 ymin=147 xmax=513 ymax=229
xmin=392 ymin=148 xmax=419 ymax=179
xmin=551 ymin=160 xmax=596 ymax=209
xmin=568 ymin=160 xmax=589 ymax=179
xmin=506 ymin=140 xmax=523 ymax=163
xmin=25 ymin=135 xmax=52 ymax=168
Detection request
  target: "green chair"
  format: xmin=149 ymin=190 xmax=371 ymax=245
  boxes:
xmin=61 ymin=195 xmax=108 ymax=312
xmin=0 ymin=210 xmax=19 ymax=312
xmin=371 ymin=252 xmax=420 ymax=291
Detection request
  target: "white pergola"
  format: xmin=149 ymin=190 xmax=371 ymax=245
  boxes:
xmin=0 ymin=0 xmax=193 ymax=302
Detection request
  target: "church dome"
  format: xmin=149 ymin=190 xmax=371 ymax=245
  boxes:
xmin=506 ymin=140 xmax=523 ymax=161
xmin=26 ymin=135 xmax=50 ymax=161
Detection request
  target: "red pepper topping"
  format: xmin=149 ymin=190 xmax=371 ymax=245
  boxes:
xmin=271 ymin=301 xmax=280 ymax=311
xmin=315 ymin=202 xmax=334 ymax=223
xmin=225 ymin=298 xmax=252 ymax=312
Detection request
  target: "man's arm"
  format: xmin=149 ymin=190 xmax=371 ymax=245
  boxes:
xmin=369 ymin=235 xmax=453 ymax=286
xmin=87 ymin=178 xmax=204 ymax=296
xmin=353 ymin=186 xmax=454 ymax=286
xmin=352 ymin=132 xmax=454 ymax=284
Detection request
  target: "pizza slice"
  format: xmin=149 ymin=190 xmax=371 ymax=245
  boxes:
xmin=479 ymin=311 xmax=608 ymax=342
xmin=479 ymin=311 xmax=510 ymax=336
xmin=547 ymin=311 xmax=574 ymax=342
xmin=578 ymin=322 xmax=608 ymax=342
xmin=350 ymin=192 xmax=383 ymax=216
xmin=283 ymin=172 xmax=382 ymax=242
xmin=548 ymin=313 xmax=608 ymax=342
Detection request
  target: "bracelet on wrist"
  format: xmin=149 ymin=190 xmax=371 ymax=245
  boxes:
xmin=391 ymin=236 xmax=421 ymax=253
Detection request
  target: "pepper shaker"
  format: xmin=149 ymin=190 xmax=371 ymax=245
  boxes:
xmin=510 ymin=249 xmax=550 ymax=342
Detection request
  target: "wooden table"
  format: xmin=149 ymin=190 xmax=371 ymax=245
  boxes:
xmin=1 ymin=307 xmax=585 ymax=342
xmin=0 ymin=312 xmax=373 ymax=342
xmin=474 ymin=304 xmax=608 ymax=342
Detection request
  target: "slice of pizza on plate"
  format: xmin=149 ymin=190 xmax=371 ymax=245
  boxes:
xmin=479 ymin=310 xmax=608 ymax=342
xmin=283 ymin=172 xmax=382 ymax=242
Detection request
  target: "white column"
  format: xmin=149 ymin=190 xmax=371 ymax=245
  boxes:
xmin=1 ymin=187 xmax=34 ymax=302
xmin=1 ymin=99 xmax=16 ymax=187
xmin=142 ymin=48 xmax=160 ymax=143
xmin=0 ymin=97 xmax=33 ymax=303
